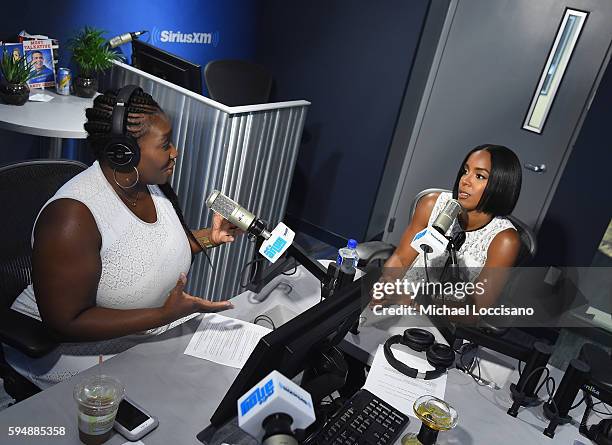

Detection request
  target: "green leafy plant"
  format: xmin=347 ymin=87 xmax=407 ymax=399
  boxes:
xmin=69 ymin=26 xmax=123 ymax=77
xmin=0 ymin=48 xmax=36 ymax=84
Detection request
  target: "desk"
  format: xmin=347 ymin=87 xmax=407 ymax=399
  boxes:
xmin=0 ymin=264 xmax=599 ymax=444
xmin=0 ymin=90 xmax=92 ymax=158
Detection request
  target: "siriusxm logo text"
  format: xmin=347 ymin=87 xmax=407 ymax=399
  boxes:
xmin=152 ymin=27 xmax=220 ymax=46
xmin=161 ymin=31 xmax=211 ymax=43
xmin=240 ymin=379 xmax=274 ymax=416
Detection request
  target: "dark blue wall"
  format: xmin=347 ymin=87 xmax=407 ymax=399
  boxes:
xmin=255 ymin=0 xmax=430 ymax=246
xmin=535 ymin=58 xmax=612 ymax=267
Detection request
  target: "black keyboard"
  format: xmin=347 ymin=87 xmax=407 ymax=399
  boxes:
xmin=307 ymin=389 xmax=409 ymax=445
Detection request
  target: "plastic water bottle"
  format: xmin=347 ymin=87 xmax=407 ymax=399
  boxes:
xmin=337 ymin=239 xmax=359 ymax=270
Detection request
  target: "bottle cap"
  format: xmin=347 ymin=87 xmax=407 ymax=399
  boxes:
xmin=347 ymin=239 xmax=358 ymax=249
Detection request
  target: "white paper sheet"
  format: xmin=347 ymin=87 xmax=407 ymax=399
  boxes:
xmin=29 ymin=93 xmax=54 ymax=102
xmin=364 ymin=345 xmax=447 ymax=415
xmin=184 ymin=313 xmax=271 ymax=368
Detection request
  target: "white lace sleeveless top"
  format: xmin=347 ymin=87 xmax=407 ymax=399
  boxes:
xmin=11 ymin=161 xmax=192 ymax=320
xmin=406 ymin=192 xmax=516 ymax=283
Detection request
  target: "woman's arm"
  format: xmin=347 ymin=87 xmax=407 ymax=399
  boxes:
xmin=383 ymin=192 xmax=440 ymax=275
xmin=370 ymin=193 xmax=439 ymax=306
xmin=33 ymin=199 xmax=230 ymax=342
xmin=187 ymin=213 xmax=240 ymax=255
xmin=471 ymin=228 xmax=521 ymax=310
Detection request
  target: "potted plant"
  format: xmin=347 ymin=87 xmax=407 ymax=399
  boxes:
xmin=0 ymin=48 xmax=36 ymax=105
xmin=69 ymin=27 xmax=123 ymax=98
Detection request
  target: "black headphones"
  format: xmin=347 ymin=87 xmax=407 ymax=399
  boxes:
xmin=587 ymin=419 xmax=612 ymax=445
xmin=383 ymin=328 xmax=455 ymax=380
xmin=103 ymin=84 xmax=143 ymax=171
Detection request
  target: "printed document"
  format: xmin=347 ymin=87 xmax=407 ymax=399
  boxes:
xmin=184 ymin=313 xmax=271 ymax=368
xmin=364 ymin=345 xmax=447 ymax=415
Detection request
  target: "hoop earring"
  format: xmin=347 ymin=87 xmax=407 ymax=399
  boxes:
xmin=113 ymin=166 xmax=139 ymax=190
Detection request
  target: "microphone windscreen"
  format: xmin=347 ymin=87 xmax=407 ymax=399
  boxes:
xmin=205 ymin=190 xmax=257 ymax=233
xmin=206 ymin=190 xmax=237 ymax=220
xmin=433 ymin=199 xmax=462 ymax=234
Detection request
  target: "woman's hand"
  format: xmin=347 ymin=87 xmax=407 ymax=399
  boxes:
xmin=210 ymin=213 xmax=242 ymax=246
xmin=162 ymin=273 xmax=233 ymax=321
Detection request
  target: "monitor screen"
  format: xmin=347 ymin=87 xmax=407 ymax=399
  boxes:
xmin=131 ymin=40 xmax=202 ymax=95
xmin=206 ymin=270 xmax=378 ymax=429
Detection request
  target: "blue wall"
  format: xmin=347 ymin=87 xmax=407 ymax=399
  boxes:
xmin=1 ymin=0 xmax=258 ymax=93
xmin=255 ymin=0 xmax=430 ymax=245
xmin=1 ymin=1 xmax=431 ymax=250
xmin=0 ymin=0 xmax=259 ymax=166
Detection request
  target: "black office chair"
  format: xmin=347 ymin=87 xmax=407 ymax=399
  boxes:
xmin=204 ymin=59 xmax=273 ymax=106
xmin=0 ymin=159 xmax=88 ymax=402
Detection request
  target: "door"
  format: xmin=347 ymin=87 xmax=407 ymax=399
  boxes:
xmin=385 ymin=0 xmax=612 ymax=245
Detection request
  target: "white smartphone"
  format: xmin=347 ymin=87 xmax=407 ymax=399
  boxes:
xmin=114 ymin=396 xmax=159 ymax=441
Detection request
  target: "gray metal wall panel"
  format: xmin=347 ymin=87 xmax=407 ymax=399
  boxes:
xmin=100 ymin=64 xmax=308 ymax=301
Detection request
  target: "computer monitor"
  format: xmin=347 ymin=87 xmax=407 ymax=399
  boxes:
xmin=131 ymin=40 xmax=202 ymax=95
xmin=200 ymin=270 xmax=378 ymax=435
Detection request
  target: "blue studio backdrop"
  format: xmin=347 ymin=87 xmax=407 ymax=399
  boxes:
xmin=1 ymin=0 xmax=258 ymax=92
xmin=0 ymin=0 xmax=258 ymax=164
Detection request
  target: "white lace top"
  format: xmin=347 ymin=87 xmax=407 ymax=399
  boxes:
xmin=5 ymin=161 xmax=193 ymax=388
xmin=12 ymin=160 xmax=192 ymax=318
xmin=406 ymin=192 xmax=516 ymax=283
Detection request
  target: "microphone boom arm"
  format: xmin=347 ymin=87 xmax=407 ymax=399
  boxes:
xmin=246 ymin=236 xmax=330 ymax=294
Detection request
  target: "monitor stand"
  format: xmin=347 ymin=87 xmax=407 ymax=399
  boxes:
xmin=301 ymin=346 xmax=348 ymax=404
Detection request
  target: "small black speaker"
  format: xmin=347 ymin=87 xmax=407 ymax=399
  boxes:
xmin=508 ymin=341 xmax=553 ymax=417
xmin=543 ymin=359 xmax=590 ymax=438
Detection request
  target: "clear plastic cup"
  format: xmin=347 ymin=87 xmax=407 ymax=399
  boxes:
xmin=73 ymin=375 xmax=124 ymax=445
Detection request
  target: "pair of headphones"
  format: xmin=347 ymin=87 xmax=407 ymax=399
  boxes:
xmin=103 ymin=85 xmax=143 ymax=171
xmin=383 ymin=328 xmax=455 ymax=380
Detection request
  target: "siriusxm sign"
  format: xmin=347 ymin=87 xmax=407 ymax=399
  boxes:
xmin=240 ymin=379 xmax=274 ymax=416
xmin=151 ymin=27 xmax=220 ymax=46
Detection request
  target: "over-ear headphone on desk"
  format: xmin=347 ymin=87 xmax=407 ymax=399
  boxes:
xmin=383 ymin=328 xmax=455 ymax=380
xmin=103 ymin=84 xmax=143 ymax=171
xmin=589 ymin=419 xmax=612 ymax=445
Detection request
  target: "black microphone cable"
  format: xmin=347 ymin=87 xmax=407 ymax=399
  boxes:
xmin=454 ymin=342 xmax=488 ymax=387
xmin=240 ymin=257 xmax=268 ymax=288
xmin=423 ymin=251 xmax=430 ymax=283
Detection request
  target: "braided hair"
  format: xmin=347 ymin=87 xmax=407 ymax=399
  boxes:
xmin=84 ymin=88 xmax=162 ymax=159
xmin=84 ymin=88 xmax=200 ymax=259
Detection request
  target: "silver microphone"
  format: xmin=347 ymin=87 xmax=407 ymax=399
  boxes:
xmin=432 ymin=199 xmax=462 ymax=235
xmin=108 ymin=30 xmax=148 ymax=49
xmin=206 ymin=190 xmax=271 ymax=239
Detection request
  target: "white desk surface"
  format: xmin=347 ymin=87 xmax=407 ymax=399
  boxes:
xmin=0 ymin=263 xmax=600 ymax=444
xmin=0 ymin=90 xmax=92 ymax=139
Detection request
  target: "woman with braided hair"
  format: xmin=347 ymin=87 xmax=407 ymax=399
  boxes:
xmin=5 ymin=87 xmax=239 ymax=388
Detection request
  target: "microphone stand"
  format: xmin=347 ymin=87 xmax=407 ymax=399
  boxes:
xmin=246 ymin=236 xmax=332 ymax=297
xmin=441 ymin=231 xmax=466 ymax=285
